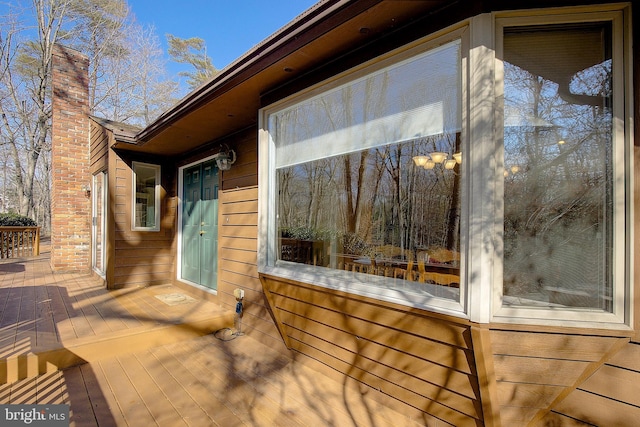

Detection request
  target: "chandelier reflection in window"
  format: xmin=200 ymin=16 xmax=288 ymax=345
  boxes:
xmin=413 ymin=152 xmax=461 ymax=170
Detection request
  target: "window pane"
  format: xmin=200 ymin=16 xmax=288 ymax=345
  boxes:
xmin=502 ymin=23 xmax=613 ymax=311
xmin=271 ymin=40 xmax=461 ymax=168
xmin=134 ymin=163 xmax=158 ymax=229
xmin=93 ymin=172 xmax=105 ymax=273
xmin=273 ymin=40 xmax=462 ymax=303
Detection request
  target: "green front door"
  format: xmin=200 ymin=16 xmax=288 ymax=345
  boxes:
xmin=181 ymin=160 xmax=219 ymax=290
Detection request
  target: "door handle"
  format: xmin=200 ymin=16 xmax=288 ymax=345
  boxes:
xmin=200 ymin=230 xmax=206 ymax=235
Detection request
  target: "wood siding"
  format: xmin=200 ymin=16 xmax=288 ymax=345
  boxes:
xmin=545 ymin=341 xmax=640 ymax=425
xmin=489 ymin=329 xmax=631 ymax=425
xmin=258 ymin=275 xmax=640 ymax=426
xmin=110 ymin=153 xmax=175 ymax=288
xmin=217 ymin=186 xmax=285 ymax=350
xmin=86 ymin=3 xmax=639 ymax=425
xmin=261 ymin=275 xmax=484 ymax=425
xmin=221 ymin=127 xmax=258 ymax=190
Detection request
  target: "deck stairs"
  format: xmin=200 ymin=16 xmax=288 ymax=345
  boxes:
xmin=0 ymin=279 xmax=234 ymax=386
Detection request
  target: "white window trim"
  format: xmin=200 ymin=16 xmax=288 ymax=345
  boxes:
xmin=92 ymin=171 xmax=107 ymax=277
xmin=259 ymin=27 xmax=470 ymax=319
xmin=464 ymin=13 xmax=497 ymax=324
xmin=132 ymin=161 xmax=161 ymax=232
xmin=490 ymin=8 xmax=633 ymax=329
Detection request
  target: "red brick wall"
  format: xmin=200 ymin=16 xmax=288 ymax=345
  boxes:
xmin=50 ymin=44 xmax=91 ymax=272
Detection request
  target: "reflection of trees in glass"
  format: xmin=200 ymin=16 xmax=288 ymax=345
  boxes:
xmin=502 ymin=24 xmax=613 ymax=309
xmin=274 ymin=39 xmax=461 ymax=274
xmin=277 ymin=132 xmax=461 ymax=263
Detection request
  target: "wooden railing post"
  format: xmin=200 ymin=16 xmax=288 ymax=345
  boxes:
xmin=0 ymin=226 xmax=41 ymax=259
xmin=34 ymin=227 xmax=40 ymax=256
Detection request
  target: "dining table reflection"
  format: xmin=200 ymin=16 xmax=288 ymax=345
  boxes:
xmin=345 ymin=249 xmax=460 ymax=288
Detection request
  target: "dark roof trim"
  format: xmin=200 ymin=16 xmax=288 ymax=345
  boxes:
xmin=135 ymin=0 xmax=361 ymax=145
xmin=90 ymin=116 xmax=140 ymax=144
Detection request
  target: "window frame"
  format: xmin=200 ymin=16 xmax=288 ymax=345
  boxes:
xmin=92 ymin=171 xmax=107 ymax=275
xmin=259 ymin=27 xmax=470 ymax=319
xmin=258 ymin=6 xmax=633 ymax=329
xmin=491 ymin=9 xmax=633 ymax=328
xmin=132 ymin=161 xmax=161 ymax=232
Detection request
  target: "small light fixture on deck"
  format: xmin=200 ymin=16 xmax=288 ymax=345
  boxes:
xmin=213 ymin=145 xmax=237 ymax=171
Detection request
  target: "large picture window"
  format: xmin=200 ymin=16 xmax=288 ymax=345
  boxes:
xmin=260 ymin=8 xmax=631 ymax=327
xmin=262 ymin=36 xmax=465 ymax=313
xmin=132 ymin=162 xmax=160 ymax=231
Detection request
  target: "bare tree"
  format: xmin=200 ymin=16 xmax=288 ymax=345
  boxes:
xmin=0 ymin=0 xmax=180 ymax=225
xmin=127 ymin=24 xmax=179 ymax=125
xmin=0 ymin=0 xmax=71 ymax=218
xmin=93 ymin=22 xmax=178 ymax=125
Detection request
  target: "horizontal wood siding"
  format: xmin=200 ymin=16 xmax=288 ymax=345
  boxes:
xmin=221 ymin=127 xmax=257 ymax=190
xmin=261 ymin=275 xmax=483 ymax=425
xmin=110 ymin=154 xmax=174 ymax=288
xmin=490 ymin=329 xmax=632 ymax=426
xmin=218 ymin=186 xmax=285 ymax=351
xmin=540 ymin=341 xmax=640 ymax=426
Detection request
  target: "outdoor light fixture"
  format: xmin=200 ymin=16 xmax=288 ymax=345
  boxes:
xmin=452 ymin=152 xmax=462 ymax=164
xmin=212 ymin=145 xmax=237 ymax=171
xmin=444 ymin=159 xmax=457 ymax=170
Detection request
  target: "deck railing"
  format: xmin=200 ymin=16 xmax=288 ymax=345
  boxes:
xmin=0 ymin=226 xmax=40 ymax=259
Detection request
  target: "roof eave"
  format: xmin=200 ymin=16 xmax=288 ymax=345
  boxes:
xmin=135 ymin=0 xmax=350 ymax=145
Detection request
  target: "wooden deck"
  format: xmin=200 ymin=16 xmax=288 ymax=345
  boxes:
xmin=0 ymin=240 xmax=423 ymax=426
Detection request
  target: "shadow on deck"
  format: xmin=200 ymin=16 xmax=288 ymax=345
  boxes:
xmin=0 ymin=239 xmax=422 ymax=426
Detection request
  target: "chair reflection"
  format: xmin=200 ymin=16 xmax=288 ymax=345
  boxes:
xmin=340 ymin=247 xmax=460 ymax=288
xmin=417 ymin=251 xmax=460 ymax=288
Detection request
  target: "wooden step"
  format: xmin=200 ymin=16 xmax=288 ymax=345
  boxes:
xmin=0 ymin=311 xmax=234 ymax=385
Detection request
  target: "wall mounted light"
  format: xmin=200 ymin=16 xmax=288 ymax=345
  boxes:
xmin=213 ymin=145 xmax=237 ymax=171
xmin=82 ymin=184 xmax=91 ymax=198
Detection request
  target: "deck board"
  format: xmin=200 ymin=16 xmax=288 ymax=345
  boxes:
xmin=97 ymin=357 xmax=157 ymax=425
xmin=0 ymin=239 xmax=424 ymax=427
xmin=118 ymin=352 xmax=188 ymax=427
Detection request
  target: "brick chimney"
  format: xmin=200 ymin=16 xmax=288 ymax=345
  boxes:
xmin=50 ymin=44 xmax=91 ymax=272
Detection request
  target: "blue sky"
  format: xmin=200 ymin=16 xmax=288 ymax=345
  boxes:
xmin=128 ymin=1 xmax=318 ymax=79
